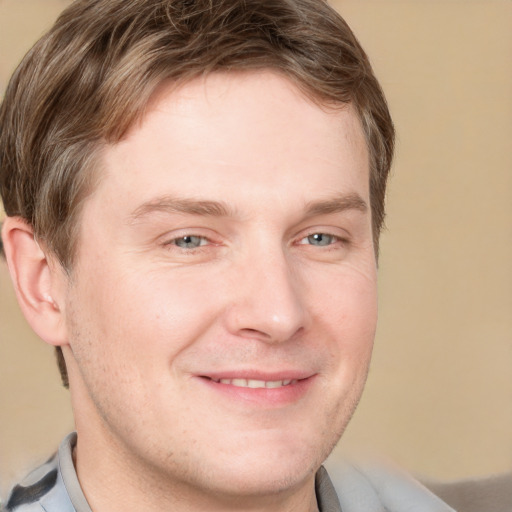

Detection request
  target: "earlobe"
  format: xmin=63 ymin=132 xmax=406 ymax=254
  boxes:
xmin=1 ymin=217 xmax=68 ymax=347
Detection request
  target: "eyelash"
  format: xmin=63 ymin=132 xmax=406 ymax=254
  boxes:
xmin=163 ymin=234 xmax=211 ymax=250
xmin=297 ymin=232 xmax=346 ymax=248
xmin=163 ymin=231 xmax=348 ymax=252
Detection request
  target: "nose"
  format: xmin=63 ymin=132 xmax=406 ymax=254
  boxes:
xmin=223 ymin=247 xmax=307 ymax=344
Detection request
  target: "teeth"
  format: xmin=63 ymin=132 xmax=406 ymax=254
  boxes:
xmin=247 ymin=379 xmax=265 ymax=388
xmin=213 ymin=378 xmax=297 ymax=388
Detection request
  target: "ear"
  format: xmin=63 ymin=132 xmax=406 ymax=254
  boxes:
xmin=2 ymin=217 xmax=69 ymax=347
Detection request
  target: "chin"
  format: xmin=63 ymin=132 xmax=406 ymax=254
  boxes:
xmin=200 ymin=458 xmax=317 ymax=499
xmin=190 ymin=433 xmax=331 ymax=498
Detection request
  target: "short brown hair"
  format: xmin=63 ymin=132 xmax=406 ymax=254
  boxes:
xmin=0 ymin=0 xmax=394 ymax=387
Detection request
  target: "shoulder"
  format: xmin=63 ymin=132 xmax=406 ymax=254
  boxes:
xmin=5 ymin=434 xmax=79 ymax=512
xmin=324 ymin=459 xmax=456 ymax=512
xmin=425 ymin=472 xmax=512 ymax=512
xmin=4 ymin=455 xmax=58 ymax=512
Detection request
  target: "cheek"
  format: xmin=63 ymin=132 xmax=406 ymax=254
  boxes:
xmin=312 ymin=265 xmax=377 ymax=335
xmin=304 ymin=270 xmax=376 ymax=457
xmin=64 ymin=264 xmax=223 ymax=428
xmin=71 ymin=262 xmax=222 ymax=364
xmin=308 ymin=267 xmax=377 ymax=380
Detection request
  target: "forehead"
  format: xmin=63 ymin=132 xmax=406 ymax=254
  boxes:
xmin=87 ymin=71 xmax=369 ymax=222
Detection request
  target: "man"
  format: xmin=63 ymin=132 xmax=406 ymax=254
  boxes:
xmin=0 ymin=0 xmax=453 ymax=511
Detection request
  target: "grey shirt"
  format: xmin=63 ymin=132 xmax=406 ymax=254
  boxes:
xmin=4 ymin=433 xmax=453 ymax=512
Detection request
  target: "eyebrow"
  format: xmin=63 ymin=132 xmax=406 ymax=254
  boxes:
xmin=129 ymin=196 xmax=234 ymax=221
xmin=303 ymin=193 xmax=368 ymax=217
xmin=129 ymin=192 xmax=368 ymax=222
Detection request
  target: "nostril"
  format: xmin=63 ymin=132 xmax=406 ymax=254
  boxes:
xmin=239 ymin=328 xmax=272 ymax=340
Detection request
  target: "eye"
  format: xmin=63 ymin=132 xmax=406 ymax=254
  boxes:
xmin=171 ymin=235 xmax=208 ymax=249
xmin=300 ymin=233 xmax=338 ymax=247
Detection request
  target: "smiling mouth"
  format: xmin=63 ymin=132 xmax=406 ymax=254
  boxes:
xmin=206 ymin=377 xmax=299 ymax=389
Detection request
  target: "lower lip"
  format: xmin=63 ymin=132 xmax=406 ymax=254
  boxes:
xmin=198 ymin=376 xmax=316 ymax=407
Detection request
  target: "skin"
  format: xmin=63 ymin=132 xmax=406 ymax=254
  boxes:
xmin=3 ymin=71 xmax=377 ymax=512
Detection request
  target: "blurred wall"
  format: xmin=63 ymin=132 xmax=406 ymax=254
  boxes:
xmin=1 ymin=0 xmax=511 ymax=495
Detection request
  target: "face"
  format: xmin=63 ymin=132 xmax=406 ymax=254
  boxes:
xmin=60 ymin=71 xmax=377 ymax=503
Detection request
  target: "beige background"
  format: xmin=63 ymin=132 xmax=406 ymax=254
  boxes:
xmin=1 ymin=0 xmax=511 ymax=496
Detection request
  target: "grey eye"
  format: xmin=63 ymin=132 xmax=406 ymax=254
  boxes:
xmin=173 ymin=235 xmax=206 ymax=249
xmin=306 ymin=233 xmax=336 ymax=246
